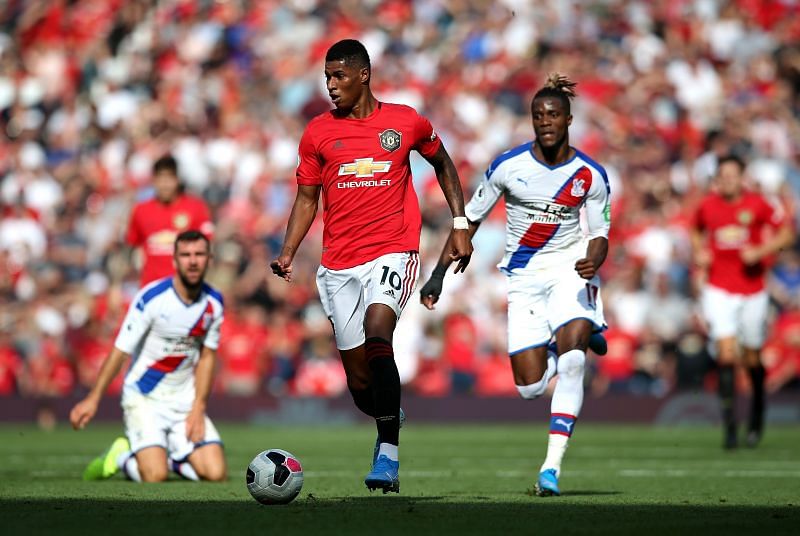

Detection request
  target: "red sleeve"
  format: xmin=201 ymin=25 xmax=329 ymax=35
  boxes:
xmin=412 ymin=110 xmax=441 ymax=159
xmin=296 ymin=125 xmax=322 ymax=186
xmin=125 ymin=204 xmax=143 ymax=246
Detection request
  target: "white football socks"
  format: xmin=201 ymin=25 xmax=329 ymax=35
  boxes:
xmin=119 ymin=452 xmax=142 ymax=482
xmin=378 ymin=443 xmax=399 ymax=462
xmin=541 ymin=349 xmax=586 ymax=476
xmin=552 ymin=349 xmax=585 ymax=415
xmin=541 ymin=434 xmax=570 ymax=477
xmin=118 ymin=451 xmax=201 ymax=481
xmin=515 ymin=355 xmax=557 ymax=399
xmin=172 ymin=460 xmax=200 ymax=481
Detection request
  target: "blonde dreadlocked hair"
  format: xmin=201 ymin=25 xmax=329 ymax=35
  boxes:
xmin=532 ymin=72 xmax=577 ymax=113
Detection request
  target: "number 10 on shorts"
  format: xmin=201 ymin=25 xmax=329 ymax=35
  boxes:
xmin=380 ymin=266 xmax=402 ymax=290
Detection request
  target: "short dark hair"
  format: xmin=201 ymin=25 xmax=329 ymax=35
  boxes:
xmin=174 ymin=229 xmax=210 ymax=254
xmin=532 ymin=73 xmax=577 ymax=115
xmin=153 ymin=154 xmax=178 ymax=176
xmin=717 ymin=154 xmax=745 ymax=172
xmin=325 ymin=39 xmax=370 ymax=71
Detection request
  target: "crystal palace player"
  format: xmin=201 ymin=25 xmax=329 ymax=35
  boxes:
xmin=692 ymin=155 xmax=794 ymax=449
xmin=126 ymin=155 xmax=214 ymax=285
xmin=270 ymin=39 xmax=473 ymax=494
xmin=420 ymin=74 xmax=610 ymax=497
xmin=71 ymin=231 xmax=226 ymax=483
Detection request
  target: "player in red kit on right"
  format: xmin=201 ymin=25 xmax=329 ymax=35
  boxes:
xmin=270 ymin=39 xmax=473 ymax=494
xmin=692 ymin=155 xmax=795 ymax=449
xmin=126 ymin=155 xmax=214 ymax=285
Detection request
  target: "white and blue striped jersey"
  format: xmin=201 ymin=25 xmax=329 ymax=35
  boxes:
xmin=465 ymin=142 xmax=611 ymax=274
xmin=114 ymin=277 xmax=224 ymax=409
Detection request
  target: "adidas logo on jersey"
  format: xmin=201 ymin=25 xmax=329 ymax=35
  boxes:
xmin=383 ymin=289 xmax=396 ymax=298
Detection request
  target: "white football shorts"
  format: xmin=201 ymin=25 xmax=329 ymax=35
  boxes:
xmin=701 ymin=284 xmax=768 ymax=349
xmin=507 ymin=261 xmax=605 ymax=355
xmin=316 ymin=251 xmax=420 ymax=350
xmin=122 ymin=393 xmax=222 ymax=462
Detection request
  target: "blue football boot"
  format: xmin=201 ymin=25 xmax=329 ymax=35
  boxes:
xmin=365 ymin=455 xmax=400 ymax=494
xmin=534 ymin=468 xmax=560 ymax=497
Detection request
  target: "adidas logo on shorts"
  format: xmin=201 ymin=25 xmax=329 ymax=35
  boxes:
xmin=383 ymin=289 xmax=396 ymax=298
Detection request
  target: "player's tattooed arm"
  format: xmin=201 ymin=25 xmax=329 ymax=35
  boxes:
xmin=423 ymin=144 xmax=474 ymax=271
xmin=575 ymin=237 xmax=608 ymax=280
xmin=424 ymin=144 xmax=465 ymax=216
xmin=421 ymin=219 xmax=481 ymax=310
xmin=271 ymin=185 xmax=321 ymax=282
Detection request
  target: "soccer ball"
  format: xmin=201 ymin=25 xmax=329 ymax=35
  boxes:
xmin=246 ymin=449 xmax=304 ymax=505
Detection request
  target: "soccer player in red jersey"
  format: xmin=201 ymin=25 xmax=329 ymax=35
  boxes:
xmin=270 ymin=39 xmax=473 ymax=494
xmin=126 ymin=155 xmax=214 ymax=285
xmin=692 ymin=155 xmax=795 ymax=449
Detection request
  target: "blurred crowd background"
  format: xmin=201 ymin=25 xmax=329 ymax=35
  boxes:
xmin=2 ymin=0 xmax=800 ymax=407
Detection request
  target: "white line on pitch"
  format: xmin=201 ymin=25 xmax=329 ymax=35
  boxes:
xmin=304 ymin=469 xmax=800 ymax=479
xmin=618 ymin=469 xmax=800 ymax=478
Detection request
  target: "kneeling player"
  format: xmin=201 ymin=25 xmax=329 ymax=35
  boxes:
xmin=70 ymin=230 xmax=226 ymax=482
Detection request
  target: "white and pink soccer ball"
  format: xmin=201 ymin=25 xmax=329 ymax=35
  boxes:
xmin=246 ymin=449 xmax=304 ymax=505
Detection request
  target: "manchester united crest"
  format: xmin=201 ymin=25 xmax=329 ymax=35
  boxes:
xmin=737 ymin=210 xmax=753 ymax=225
xmin=174 ymin=213 xmax=190 ymax=229
xmin=379 ymin=129 xmax=402 ymax=152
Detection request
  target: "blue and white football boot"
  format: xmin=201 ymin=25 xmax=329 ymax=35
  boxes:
xmin=365 ymin=455 xmax=400 ymax=494
xmin=366 ymin=408 xmax=404 ymax=493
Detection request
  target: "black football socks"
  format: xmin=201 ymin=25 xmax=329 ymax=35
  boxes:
xmin=365 ymin=337 xmax=401 ymax=446
xmin=747 ymin=364 xmax=766 ymax=436
xmin=719 ymin=364 xmax=737 ymax=448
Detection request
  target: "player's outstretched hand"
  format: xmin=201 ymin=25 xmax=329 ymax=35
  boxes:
xmin=449 ymin=229 xmax=473 ymax=273
xmin=574 ymin=258 xmax=597 ymax=279
xmin=70 ymin=397 xmax=98 ymax=430
xmin=420 ymin=276 xmax=444 ymax=310
xmin=270 ymin=256 xmax=293 ymax=282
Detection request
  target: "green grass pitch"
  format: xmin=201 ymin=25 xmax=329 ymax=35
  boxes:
xmin=1 ymin=422 xmax=799 ymax=535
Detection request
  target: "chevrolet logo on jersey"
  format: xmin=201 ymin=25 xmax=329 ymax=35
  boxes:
xmin=338 ymin=158 xmax=392 ymax=178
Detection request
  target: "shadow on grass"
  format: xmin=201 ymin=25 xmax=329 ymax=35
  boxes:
xmin=561 ymin=490 xmax=623 ymax=496
xmin=2 ymin=497 xmax=798 ymax=535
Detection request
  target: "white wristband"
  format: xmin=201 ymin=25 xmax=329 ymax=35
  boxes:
xmin=453 ymin=216 xmax=469 ymax=230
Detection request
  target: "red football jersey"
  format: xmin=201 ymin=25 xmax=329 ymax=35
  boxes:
xmin=694 ymin=191 xmax=783 ymax=294
xmin=296 ymin=102 xmax=441 ymax=269
xmin=126 ymin=194 xmax=214 ymax=285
